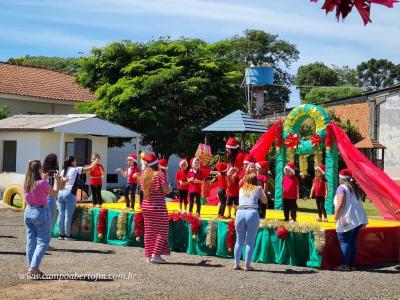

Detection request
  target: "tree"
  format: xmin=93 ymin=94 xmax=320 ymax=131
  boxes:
xmin=332 ymin=65 xmax=362 ymax=86
xmin=328 ymin=111 xmax=363 ymax=144
xmin=295 ymin=62 xmax=339 ymax=100
xmin=8 ymin=56 xmax=80 ymax=74
xmin=0 ymin=105 xmax=10 ymax=120
xmin=304 ymin=86 xmax=363 ymax=104
xmin=211 ymin=29 xmax=299 ymax=110
xmin=356 ymin=58 xmax=400 ymax=90
xmin=76 ymin=39 xmax=243 ymax=157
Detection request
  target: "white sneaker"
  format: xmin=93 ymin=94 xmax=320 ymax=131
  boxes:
xmin=64 ymin=236 xmax=76 ymax=241
xmin=151 ymin=256 xmax=166 ymax=264
xmin=58 ymin=236 xmax=64 ymax=240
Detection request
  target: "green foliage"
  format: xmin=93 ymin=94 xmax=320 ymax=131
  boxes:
xmin=0 ymin=105 xmax=10 ymax=120
xmin=332 ymin=65 xmax=362 ymax=86
xmin=328 ymin=111 xmax=363 ymax=144
xmin=212 ymin=29 xmax=299 ymax=106
xmin=295 ymin=62 xmax=339 ymax=100
xmin=304 ymin=86 xmax=363 ymax=104
xmin=76 ymin=39 xmax=243 ymax=157
xmin=356 ymin=58 xmax=400 ymax=90
xmin=7 ymin=55 xmax=80 ymax=74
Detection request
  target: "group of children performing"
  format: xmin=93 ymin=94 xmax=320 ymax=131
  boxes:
xmin=175 ymin=137 xmax=329 ymax=222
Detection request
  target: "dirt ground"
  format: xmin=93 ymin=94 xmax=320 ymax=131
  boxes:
xmin=0 ymin=208 xmax=399 ymax=300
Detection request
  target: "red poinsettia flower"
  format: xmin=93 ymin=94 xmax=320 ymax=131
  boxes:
xmin=284 ymin=133 xmax=300 ymax=150
xmin=311 ymin=133 xmax=322 ymax=147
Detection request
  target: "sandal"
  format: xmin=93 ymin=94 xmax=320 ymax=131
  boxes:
xmin=234 ymin=265 xmax=242 ymax=270
xmin=244 ymin=266 xmax=255 ymax=272
xmin=334 ymin=265 xmax=350 ymax=271
xmin=323 ymin=218 xmax=328 ymax=222
xmin=151 ymin=256 xmax=166 ymax=264
xmin=316 ymin=218 xmax=322 ymax=222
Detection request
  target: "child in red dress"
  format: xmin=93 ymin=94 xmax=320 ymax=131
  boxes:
xmin=116 ymin=154 xmax=140 ymax=210
xmin=256 ymin=161 xmax=269 ymax=218
xmin=89 ymin=153 xmax=104 ymax=208
xmin=282 ymin=162 xmax=299 ymax=222
xmin=216 ymin=162 xmax=228 ymax=219
xmin=310 ymin=164 xmax=328 ymax=222
xmin=175 ymin=159 xmax=189 ymax=214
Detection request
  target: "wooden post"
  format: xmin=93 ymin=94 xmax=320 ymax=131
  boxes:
xmin=204 ymin=134 xmax=209 ymax=146
xmin=381 ymin=148 xmax=385 ymax=170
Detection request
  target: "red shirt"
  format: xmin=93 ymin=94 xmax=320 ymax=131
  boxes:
xmin=127 ymin=166 xmax=140 ymax=184
xmin=89 ymin=164 xmax=104 ymax=186
xmin=282 ymin=175 xmax=299 ymax=200
xmin=226 ymin=164 xmax=240 ymax=197
xmin=188 ymin=169 xmax=203 ymax=194
xmin=175 ymin=169 xmax=189 ymax=190
xmin=217 ymin=174 xmax=227 ymax=189
xmin=313 ymin=178 xmax=326 ymax=197
xmin=257 ymin=174 xmax=268 ymax=192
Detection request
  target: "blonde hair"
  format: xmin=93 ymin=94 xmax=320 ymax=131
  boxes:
xmin=141 ymin=166 xmax=158 ymax=199
xmin=24 ymin=160 xmax=42 ymax=192
xmin=242 ymin=173 xmax=258 ymax=197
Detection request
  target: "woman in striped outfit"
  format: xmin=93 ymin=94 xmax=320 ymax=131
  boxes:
xmin=141 ymin=153 xmax=172 ymax=264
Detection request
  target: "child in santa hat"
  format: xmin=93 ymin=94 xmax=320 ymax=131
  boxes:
xmin=159 ymin=159 xmax=168 ymax=176
xmin=116 ymin=154 xmax=140 ymax=210
xmin=187 ymin=157 xmax=204 ymax=216
xmin=216 ymin=162 xmax=228 ymax=219
xmin=256 ymin=161 xmax=269 ymax=218
xmin=310 ymin=164 xmax=328 ymax=222
xmin=175 ymin=158 xmax=189 ymax=214
xmin=282 ymin=162 xmax=299 ymax=222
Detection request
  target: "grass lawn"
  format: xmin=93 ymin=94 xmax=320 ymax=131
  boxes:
xmin=297 ymin=198 xmax=381 ymax=217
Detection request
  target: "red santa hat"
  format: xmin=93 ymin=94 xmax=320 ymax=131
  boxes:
xmin=158 ymin=159 xmax=168 ymax=170
xmin=284 ymin=162 xmax=296 ymax=174
xmin=339 ymin=168 xmax=352 ymax=179
xmin=142 ymin=153 xmax=158 ymax=167
xmin=315 ymin=164 xmax=326 ymax=175
xmin=256 ymin=161 xmax=269 ymax=172
xmin=216 ymin=162 xmax=228 ymax=173
xmin=190 ymin=157 xmax=199 ymax=168
xmin=127 ymin=153 xmax=137 ymax=162
xmin=243 ymin=153 xmax=256 ymax=165
xmin=226 ymin=137 xmax=239 ymax=149
xmin=179 ymin=158 xmax=188 ymax=167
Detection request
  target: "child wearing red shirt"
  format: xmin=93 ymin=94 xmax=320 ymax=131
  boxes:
xmin=256 ymin=161 xmax=269 ymax=219
xmin=116 ymin=153 xmax=140 ymax=210
xmin=89 ymin=153 xmax=104 ymax=208
xmin=187 ymin=158 xmax=204 ymax=216
xmin=310 ymin=164 xmax=328 ymax=222
xmin=175 ymin=159 xmax=189 ymax=214
xmin=282 ymin=162 xmax=299 ymax=222
xmin=216 ymin=162 xmax=228 ymax=218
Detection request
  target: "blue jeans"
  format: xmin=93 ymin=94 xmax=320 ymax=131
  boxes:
xmin=234 ymin=209 xmax=260 ymax=268
xmin=47 ymin=195 xmax=57 ymax=236
xmin=336 ymin=225 xmax=363 ymax=267
xmin=24 ymin=206 xmax=51 ymax=269
xmin=57 ymin=190 xmax=76 ymax=237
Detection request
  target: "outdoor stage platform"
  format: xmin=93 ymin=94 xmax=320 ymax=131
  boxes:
xmin=69 ymin=202 xmax=399 ymax=270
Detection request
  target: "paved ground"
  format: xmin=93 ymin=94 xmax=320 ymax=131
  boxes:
xmin=0 ymin=207 xmax=399 ymax=300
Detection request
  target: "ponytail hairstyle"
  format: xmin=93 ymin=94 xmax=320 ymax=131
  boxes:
xmin=142 ymin=164 xmax=160 ymax=199
xmin=24 ymin=160 xmax=42 ymax=192
xmin=242 ymin=173 xmax=258 ymax=197
xmin=43 ymin=153 xmax=58 ymax=173
xmin=63 ymin=156 xmax=75 ymax=176
xmin=340 ymin=177 xmax=361 ymax=201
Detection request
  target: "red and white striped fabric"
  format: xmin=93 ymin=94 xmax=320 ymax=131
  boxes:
xmin=141 ymin=171 xmax=170 ymax=257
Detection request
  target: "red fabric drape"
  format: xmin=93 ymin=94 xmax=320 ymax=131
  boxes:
xmin=331 ymin=121 xmax=400 ymax=220
xmin=250 ymin=122 xmax=277 ymax=162
xmin=322 ymin=227 xmax=400 ymax=269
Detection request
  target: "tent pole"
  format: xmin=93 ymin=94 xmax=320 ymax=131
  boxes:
xmin=241 ymin=132 xmax=246 ymax=150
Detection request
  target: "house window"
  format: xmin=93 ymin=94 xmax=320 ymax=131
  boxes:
xmin=2 ymin=141 xmax=17 ymax=172
xmin=65 ymin=142 xmax=74 ymax=158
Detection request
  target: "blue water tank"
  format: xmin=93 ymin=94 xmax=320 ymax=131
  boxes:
xmin=245 ymin=66 xmax=274 ymax=86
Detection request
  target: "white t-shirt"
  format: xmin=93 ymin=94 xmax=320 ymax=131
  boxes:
xmin=334 ymin=184 xmax=368 ymax=233
xmin=238 ymin=186 xmax=266 ymax=209
xmin=62 ymin=167 xmax=83 ymax=191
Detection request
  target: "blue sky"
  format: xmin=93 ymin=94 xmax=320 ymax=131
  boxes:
xmin=0 ymin=0 xmax=399 ymax=105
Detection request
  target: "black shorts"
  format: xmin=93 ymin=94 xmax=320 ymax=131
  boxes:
xmin=227 ymin=196 xmax=239 ymax=206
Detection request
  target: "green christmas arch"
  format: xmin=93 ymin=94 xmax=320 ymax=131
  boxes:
xmin=275 ymin=104 xmax=338 ymax=214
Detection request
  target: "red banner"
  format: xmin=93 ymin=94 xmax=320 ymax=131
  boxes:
xmin=250 ymin=122 xmax=277 ymax=162
xmin=331 ymin=121 xmax=400 ymax=220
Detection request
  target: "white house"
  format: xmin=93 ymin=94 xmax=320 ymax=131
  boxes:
xmin=0 ymin=62 xmax=143 ymax=188
xmin=0 ymin=114 xmax=140 ymax=190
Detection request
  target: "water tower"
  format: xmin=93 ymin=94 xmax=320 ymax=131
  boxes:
xmin=244 ymin=65 xmax=274 ymax=116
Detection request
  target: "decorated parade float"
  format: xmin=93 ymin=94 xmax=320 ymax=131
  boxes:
xmin=43 ymin=104 xmax=399 ymax=270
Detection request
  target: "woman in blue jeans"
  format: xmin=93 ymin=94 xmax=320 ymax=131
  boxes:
xmin=234 ymin=171 xmax=267 ymax=271
xmin=23 ymin=160 xmax=61 ymax=277
xmin=334 ymin=168 xmax=368 ymax=271
xmin=58 ymin=156 xmax=98 ymax=240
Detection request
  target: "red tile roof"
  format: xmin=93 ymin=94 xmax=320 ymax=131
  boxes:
xmin=0 ymin=62 xmax=96 ymax=102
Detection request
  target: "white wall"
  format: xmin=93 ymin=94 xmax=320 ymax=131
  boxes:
xmin=0 ymin=97 xmax=77 ymax=115
xmin=378 ymin=93 xmax=400 ymax=180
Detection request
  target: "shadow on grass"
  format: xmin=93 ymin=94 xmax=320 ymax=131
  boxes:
xmin=163 ymin=259 xmax=224 ymax=268
xmin=0 ymin=251 xmax=51 ymax=256
xmin=52 ymin=249 xmax=115 ymax=255
xmin=0 ymin=235 xmax=17 ymax=239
